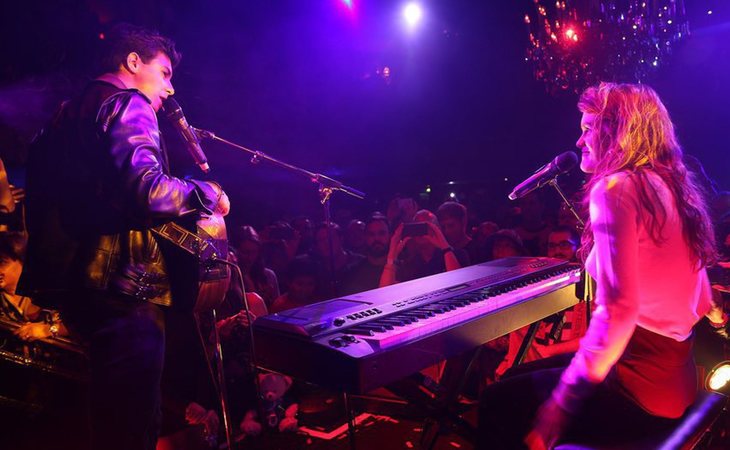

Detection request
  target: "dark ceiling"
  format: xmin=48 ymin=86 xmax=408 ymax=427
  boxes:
xmin=1 ymin=0 xmax=729 ymax=224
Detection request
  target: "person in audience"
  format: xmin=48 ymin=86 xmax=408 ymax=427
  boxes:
xmin=514 ymin=191 xmax=552 ymax=256
xmin=380 ymin=209 xmax=466 ymax=287
xmin=209 ymin=252 xmax=269 ymax=428
xmin=495 ymin=226 xmax=586 ymax=380
xmin=474 ymin=221 xmax=499 ymax=246
xmin=301 ymin=222 xmax=363 ymax=300
xmin=386 ymin=195 xmax=418 ymax=231
xmin=471 ymin=221 xmax=500 ymax=264
xmin=231 ymin=225 xmax=280 ymax=308
xmin=270 ymin=259 xmax=319 ymax=314
xmin=0 ymin=232 xmax=68 ymax=341
xmin=436 ymin=201 xmax=478 ymax=266
xmin=290 ymin=216 xmax=314 ymax=255
xmin=483 ymin=229 xmax=529 ymax=261
xmin=546 ymin=225 xmax=581 ymax=262
xmin=344 ymin=219 xmax=367 ymax=255
xmin=264 ymin=221 xmax=300 ymax=263
xmin=341 ymin=213 xmax=390 ymax=295
xmin=0 ymin=158 xmax=24 ymax=232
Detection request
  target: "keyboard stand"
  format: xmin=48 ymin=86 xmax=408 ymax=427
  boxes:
xmin=420 ymin=317 xmax=548 ymax=449
xmin=419 ymin=346 xmax=482 ymax=449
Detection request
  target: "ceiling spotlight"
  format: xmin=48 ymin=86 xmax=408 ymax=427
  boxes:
xmin=403 ymin=3 xmax=423 ymax=28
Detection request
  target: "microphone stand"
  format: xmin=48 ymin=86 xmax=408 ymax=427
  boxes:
xmin=547 ymin=178 xmax=584 ymax=229
xmin=194 ymin=127 xmax=365 ymax=201
xmin=194 ymin=127 xmax=366 ymax=449
xmin=195 ymin=127 xmax=366 ymax=300
xmin=547 ymin=178 xmax=592 ymax=328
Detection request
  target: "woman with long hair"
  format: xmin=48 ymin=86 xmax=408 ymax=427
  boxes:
xmin=232 ymin=225 xmax=280 ymax=308
xmin=478 ymin=82 xmax=719 ymax=449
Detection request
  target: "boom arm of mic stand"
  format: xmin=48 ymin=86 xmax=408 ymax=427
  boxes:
xmin=192 ymin=126 xmax=366 ymax=201
xmin=312 ymin=173 xmax=365 ymax=200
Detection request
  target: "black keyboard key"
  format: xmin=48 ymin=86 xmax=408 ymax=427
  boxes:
xmin=347 ymin=327 xmax=375 ymax=336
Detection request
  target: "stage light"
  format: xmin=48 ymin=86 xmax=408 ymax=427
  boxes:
xmin=564 ymin=28 xmax=579 ymax=43
xmin=449 ymin=192 xmax=456 ymax=199
xmin=403 ymin=3 xmax=423 ymax=28
xmin=425 ymin=186 xmax=431 ymax=193
xmin=706 ymin=361 xmax=730 ymax=393
xmin=341 ymin=0 xmax=353 ymax=8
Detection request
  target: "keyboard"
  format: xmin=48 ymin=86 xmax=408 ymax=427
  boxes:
xmin=253 ymin=257 xmax=582 ymax=393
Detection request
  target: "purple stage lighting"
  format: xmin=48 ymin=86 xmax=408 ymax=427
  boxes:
xmin=403 ymin=3 xmax=423 ymax=28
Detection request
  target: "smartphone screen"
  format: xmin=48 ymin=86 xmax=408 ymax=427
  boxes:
xmin=402 ymin=222 xmax=428 ymax=237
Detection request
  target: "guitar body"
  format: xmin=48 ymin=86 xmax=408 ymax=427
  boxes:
xmin=194 ymin=212 xmax=231 ymax=313
xmin=157 ymin=212 xmax=231 ymax=313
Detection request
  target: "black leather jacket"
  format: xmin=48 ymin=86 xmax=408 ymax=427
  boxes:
xmin=19 ymin=76 xmax=220 ymax=307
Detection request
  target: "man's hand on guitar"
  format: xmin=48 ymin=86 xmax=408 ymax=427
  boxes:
xmin=202 ymin=181 xmax=230 ymax=216
xmin=214 ymin=190 xmax=230 ymax=216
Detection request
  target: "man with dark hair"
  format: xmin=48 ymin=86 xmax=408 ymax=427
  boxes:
xmin=98 ymin=23 xmax=181 ymax=75
xmin=341 ymin=213 xmax=391 ymax=295
xmin=436 ymin=201 xmax=477 ymax=265
xmin=270 ymin=258 xmax=319 ymax=314
xmin=546 ymin=225 xmax=581 ymax=262
xmin=344 ymin=219 xmax=367 ymax=255
xmin=19 ymin=23 xmax=228 ymax=450
xmin=514 ymin=191 xmax=552 ymax=256
xmin=301 ymin=221 xmax=363 ymax=300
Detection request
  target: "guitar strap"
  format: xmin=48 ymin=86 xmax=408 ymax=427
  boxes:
xmin=152 ymin=221 xmax=224 ymax=263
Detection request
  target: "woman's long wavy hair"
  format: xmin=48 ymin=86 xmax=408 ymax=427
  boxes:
xmin=577 ymin=82 xmax=716 ymax=268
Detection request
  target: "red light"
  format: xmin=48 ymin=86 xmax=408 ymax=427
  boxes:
xmin=564 ymin=28 xmax=578 ymax=43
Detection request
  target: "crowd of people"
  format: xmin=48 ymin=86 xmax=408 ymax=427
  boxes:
xmin=230 ymin=193 xmax=583 ymax=309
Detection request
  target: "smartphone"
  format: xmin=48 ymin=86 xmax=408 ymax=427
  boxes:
xmin=402 ymin=222 xmax=429 ymax=237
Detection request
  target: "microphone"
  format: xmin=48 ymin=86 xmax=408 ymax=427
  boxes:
xmin=161 ymin=98 xmax=210 ymax=173
xmin=508 ymin=151 xmax=578 ymax=200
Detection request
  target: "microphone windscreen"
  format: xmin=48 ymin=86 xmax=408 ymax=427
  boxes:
xmin=161 ymin=97 xmax=183 ymax=120
xmin=554 ymin=151 xmax=579 ymax=173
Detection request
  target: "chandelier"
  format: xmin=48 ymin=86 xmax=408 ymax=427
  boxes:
xmin=524 ymin=0 xmax=690 ymax=94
